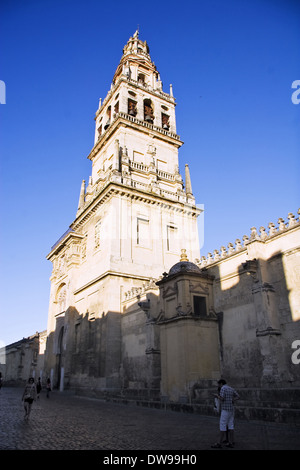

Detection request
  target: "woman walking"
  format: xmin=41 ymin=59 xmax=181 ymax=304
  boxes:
xmin=22 ymin=377 xmax=37 ymax=420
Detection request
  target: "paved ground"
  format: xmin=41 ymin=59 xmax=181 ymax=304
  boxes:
xmin=0 ymin=386 xmax=299 ymax=455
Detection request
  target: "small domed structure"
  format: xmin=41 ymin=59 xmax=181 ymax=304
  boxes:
xmin=168 ymin=261 xmax=201 ymax=276
xmin=168 ymin=249 xmax=201 ymax=276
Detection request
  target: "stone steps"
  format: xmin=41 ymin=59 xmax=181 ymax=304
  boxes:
xmin=193 ymin=387 xmax=300 ymax=407
xmin=75 ymin=385 xmax=300 ymax=424
xmin=192 ymin=387 xmax=300 ymax=424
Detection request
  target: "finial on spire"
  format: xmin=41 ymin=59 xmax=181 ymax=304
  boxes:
xmin=180 ymin=249 xmax=189 ymax=262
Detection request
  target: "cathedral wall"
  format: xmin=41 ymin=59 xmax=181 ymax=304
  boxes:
xmin=218 ymin=303 xmax=263 ymax=387
xmin=121 ymin=306 xmax=148 ymax=391
xmin=160 ymin=318 xmax=220 ymax=401
xmin=206 ymin=224 xmax=300 ymax=388
xmin=1 ymin=333 xmax=44 ymax=385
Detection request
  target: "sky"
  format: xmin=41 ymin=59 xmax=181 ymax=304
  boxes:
xmin=0 ymin=0 xmax=299 ymax=346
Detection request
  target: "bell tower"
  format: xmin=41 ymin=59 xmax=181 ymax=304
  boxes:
xmin=45 ymin=32 xmax=202 ymax=392
xmin=68 ymin=30 xmax=202 ymax=277
xmin=88 ymin=30 xmax=186 ymax=204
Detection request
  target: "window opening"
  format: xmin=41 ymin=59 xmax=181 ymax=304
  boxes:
xmin=137 ymin=217 xmax=150 ymax=247
xmin=144 ymin=99 xmax=154 ymax=123
xmin=161 ymin=113 xmax=170 ymax=130
xmin=128 ymin=98 xmax=137 ymax=116
xmin=193 ymin=296 xmax=207 ymax=316
xmin=167 ymin=224 xmax=177 ymax=252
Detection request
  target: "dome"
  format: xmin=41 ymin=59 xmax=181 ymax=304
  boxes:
xmin=167 ymin=249 xmax=201 ymax=277
xmin=168 ymin=261 xmax=201 ymax=276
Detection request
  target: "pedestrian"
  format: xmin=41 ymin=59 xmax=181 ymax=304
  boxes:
xmin=22 ymin=377 xmax=37 ymax=420
xmin=213 ymin=382 xmax=229 ymax=444
xmin=46 ymin=377 xmax=51 ymax=398
xmin=211 ymin=379 xmax=240 ymax=448
xmin=36 ymin=377 xmax=42 ymax=398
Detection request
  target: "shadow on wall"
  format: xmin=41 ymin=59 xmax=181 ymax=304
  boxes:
xmin=206 ymin=249 xmax=300 ymax=388
xmin=3 ymin=244 xmax=299 ymax=399
xmin=44 ymin=307 xmax=122 ymax=393
xmin=43 ymin=288 xmax=160 ymax=399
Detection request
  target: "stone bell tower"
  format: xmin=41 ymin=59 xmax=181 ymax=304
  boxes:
xmin=45 ymin=31 xmax=202 ymax=393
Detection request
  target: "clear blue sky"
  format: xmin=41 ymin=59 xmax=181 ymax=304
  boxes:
xmin=0 ymin=0 xmax=299 ymax=346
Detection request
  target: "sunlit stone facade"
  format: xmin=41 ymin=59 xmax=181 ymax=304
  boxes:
xmin=3 ymin=34 xmax=299 ymax=418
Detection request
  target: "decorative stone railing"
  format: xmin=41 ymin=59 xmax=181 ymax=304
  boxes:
xmin=129 ymin=160 xmax=175 ymax=181
xmin=117 ymin=112 xmax=180 ymax=140
xmin=123 ymin=278 xmax=158 ymax=302
xmin=118 ymin=76 xmax=173 ymax=103
xmin=92 ymin=112 xmax=181 ymax=158
xmin=197 ymin=209 xmax=300 ymax=267
xmin=76 ymin=172 xmax=186 ymax=218
xmin=157 ymin=169 xmax=175 ymax=181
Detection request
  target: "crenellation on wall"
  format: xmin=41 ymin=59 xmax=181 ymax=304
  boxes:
xmin=197 ymin=209 xmax=300 ymax=268
xmin=199 ymin=211 xmax=300 ymax=389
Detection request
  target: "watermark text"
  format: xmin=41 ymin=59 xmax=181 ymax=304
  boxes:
xmin=0 ymin=80 xmax=6 ymax=104
xmin=291 ymin=80 xmax=300 ymax=104
xmin=291 ymin=340 xmax=300 ymax=364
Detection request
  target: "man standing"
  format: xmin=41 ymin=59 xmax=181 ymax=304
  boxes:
xmin=211 ymin=379 xmax=240 ymax=448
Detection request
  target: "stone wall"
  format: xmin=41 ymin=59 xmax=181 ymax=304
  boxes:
xmin=198 ymin=210 xmax=300 ymax=388
xmin=0 ymin=331 xmax=47 ymax=386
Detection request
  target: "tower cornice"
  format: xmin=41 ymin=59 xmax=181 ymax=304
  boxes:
xmin=71 ymin=180 xmax=202 ymax=232
xmin=88 ymin=111 xmax=183 ymax=161
xmin=46 ymin=230 xmax=85 ymax=260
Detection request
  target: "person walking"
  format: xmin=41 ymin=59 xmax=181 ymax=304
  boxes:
xmin=22 ymin=377 xmax=37 ymax=420
xmin=36 ymin=377 xmax=42 ymax=399
xmin=46 ymin=378 xmax=51 ymax=398
xmin=211 ymin=379 xmax=240 ymax=448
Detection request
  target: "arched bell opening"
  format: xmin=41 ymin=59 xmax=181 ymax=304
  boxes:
xmin=144 ymin=99 xmax=154 ymax=124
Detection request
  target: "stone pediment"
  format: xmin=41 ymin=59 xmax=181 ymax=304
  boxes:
xmin=162 ymin=283 xmax=178 ymax=299
xmin=189 ymin=282 xmax=209 ymax=295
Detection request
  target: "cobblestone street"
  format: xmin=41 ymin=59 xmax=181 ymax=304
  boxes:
xmin=0 ymin=387 xmax=299 ymax=454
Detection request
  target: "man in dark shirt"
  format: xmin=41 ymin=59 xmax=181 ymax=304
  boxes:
xmin=212 ymin=379 xmax=240 ymax=448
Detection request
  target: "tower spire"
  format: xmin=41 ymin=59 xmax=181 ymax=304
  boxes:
xmin=77 ymin=179 xmax=85 ymax=212
xmin=185 ymin=164 xmax=193 ymax=196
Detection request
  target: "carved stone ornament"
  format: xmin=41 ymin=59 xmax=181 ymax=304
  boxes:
xmin=242 ymin=259 xmax=258 ymax=281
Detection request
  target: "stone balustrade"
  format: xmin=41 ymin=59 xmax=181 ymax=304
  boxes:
xmin=117 ymin=112 xmax=180 ymax=140
xmin=123 ymin=278 xmax=158 ymax=302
